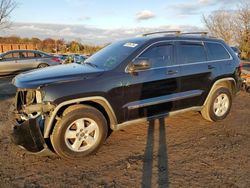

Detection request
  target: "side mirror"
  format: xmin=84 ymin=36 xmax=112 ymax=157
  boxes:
xmin=128 ymin=58 xmax=151 ymax=73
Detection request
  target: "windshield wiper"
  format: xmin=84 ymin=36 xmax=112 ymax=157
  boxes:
xmin=83 ymin=62 xmax=98 ymax=68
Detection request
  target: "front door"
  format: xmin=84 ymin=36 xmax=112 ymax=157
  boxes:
xmin=122 ymin=42 xmax=181 ymax=121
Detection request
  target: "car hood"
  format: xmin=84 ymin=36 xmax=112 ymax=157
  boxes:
xmin=13 ymin=63 xmax=104 ymax=89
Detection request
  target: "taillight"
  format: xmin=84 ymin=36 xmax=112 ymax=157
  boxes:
xmin=239 ymin=61 xmax=243 ymax=73
xmin=52 ymin=57 xmax=60 ymax=62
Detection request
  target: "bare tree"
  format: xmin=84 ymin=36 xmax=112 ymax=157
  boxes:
xmin=0 ymin=0 xmax=16 ymax=29
xmin=236 ymin=1 xmax=250 ymax=59
xmin=202 ymin=11 xmax=236 ymax=44
xmin=203 ymin=0 xmax=250 ymax=59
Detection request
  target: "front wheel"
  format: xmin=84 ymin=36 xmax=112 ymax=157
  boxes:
xmin=201 ymin=87 xmax=232 ymax=122
xmin=51 ymin=106 xmax=108 ymax=160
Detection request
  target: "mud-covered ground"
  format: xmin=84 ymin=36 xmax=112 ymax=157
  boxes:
xmin=0 ymin=77 xmax=249 ymax=188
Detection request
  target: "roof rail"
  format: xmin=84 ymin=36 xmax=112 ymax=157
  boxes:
xmin=142 ymin=31 xmax=181 ymax=36
xmin=141 ymin=31 xmax=214 ymax=38
xmin=181 ymin=32 xmax=208 ymax=37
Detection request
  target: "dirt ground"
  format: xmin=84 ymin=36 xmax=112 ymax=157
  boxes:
xmin=0 ymin=77 xmax=249 ymax=188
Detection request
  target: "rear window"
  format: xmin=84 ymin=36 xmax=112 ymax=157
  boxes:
xmin=178 ymin=42 xmax=207 ymax=64
xmin=205 ymin=42 xmax=231 ymax=61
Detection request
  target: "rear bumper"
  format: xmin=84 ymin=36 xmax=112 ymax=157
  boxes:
xmin=11 ymin=118 xmax=52 ymax=154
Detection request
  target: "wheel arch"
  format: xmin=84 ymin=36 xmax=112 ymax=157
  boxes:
xmin=203 ymin=77 xmax=236 ymax=106
xmin=44 ymin=96 xmax=117 ymax=138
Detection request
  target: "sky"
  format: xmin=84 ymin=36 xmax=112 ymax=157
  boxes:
xmin=0 ymin=0 xmax=239 ymax=44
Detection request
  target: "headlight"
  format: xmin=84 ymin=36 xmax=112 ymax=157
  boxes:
xmin=36 ymin=90 xmax=44 ymax=103
xmin=16 ymin=89 xmax=44 ymax=111
xmin=26 ymin=90 xmax=36 ymax=105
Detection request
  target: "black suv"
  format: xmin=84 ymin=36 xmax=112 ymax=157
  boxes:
xmin=12 ymin=31 xmax=241 ymax=159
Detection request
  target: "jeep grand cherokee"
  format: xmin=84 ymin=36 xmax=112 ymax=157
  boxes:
xmin=12 ymin=31 xmax=241 ymax=159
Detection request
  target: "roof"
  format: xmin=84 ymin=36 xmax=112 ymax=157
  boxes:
xmin=2 ymin=49 xmax=39 ymax=53
xmin=128 ymin=31 xmax=224 ymax=44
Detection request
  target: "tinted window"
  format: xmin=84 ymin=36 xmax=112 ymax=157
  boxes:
xmin=205 ymin=42 xmax=231 ymax=61
xmin=179 ymin=42 xmax=206 ymax=64
xmin=138 ymin=44 xmax=173 ymax=68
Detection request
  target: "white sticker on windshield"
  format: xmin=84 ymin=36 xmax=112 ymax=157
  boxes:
xmin=124 ymin=42 xmax=138 ymax=48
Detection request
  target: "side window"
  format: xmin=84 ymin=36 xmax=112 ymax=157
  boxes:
xmin=26 ymin=52 xmax=36 ymax=58
xmin=3 ymin=53 xmax=20 ymax=60
xmin=35 ymin=53 xmax=42 ymax=58
xmin=39 ymin=52 xmax=50 ymax=58
xmin=205 ymin=42 xmax=231 ymax=61
xmin=19 ymin=52 xmax=26 ymax=59
xmin=139 ymin=44 xmax=173 ymax=68
xmin=179 ymin=42 xmax=207 ymax=64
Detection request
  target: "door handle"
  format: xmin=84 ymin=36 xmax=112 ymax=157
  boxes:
xmin=208 ymin=65 xmax=215 ymax=69
xmin=167 ymin=70 xmax=178 ymax=75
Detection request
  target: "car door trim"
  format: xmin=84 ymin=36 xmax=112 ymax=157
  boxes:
xmin=115 ymin=106 xmax=202 ymax=131
xmin=123 ymin=90 xmax=203 ymax=110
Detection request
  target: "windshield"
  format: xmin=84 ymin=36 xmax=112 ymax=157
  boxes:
xmin=85 ymin=40 xmax=145 ymax=70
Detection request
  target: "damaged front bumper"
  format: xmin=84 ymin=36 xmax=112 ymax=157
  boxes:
xmin=11 ymin=117 xmax=54 ymax=155
xmin=11 ymin=89 xmax=56 ymax=155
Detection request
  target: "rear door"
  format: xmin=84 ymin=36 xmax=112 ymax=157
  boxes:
xmin=176 ymin=40 xmax=220 ymax=108
xmin=36 ymin=51 xmax=57 ymax=65
xmin=123 ymin=42 xmax=181 ymax=121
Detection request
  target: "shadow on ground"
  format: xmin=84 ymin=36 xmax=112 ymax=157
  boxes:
xmin=142 ymin=118 xmax=169 ymax=188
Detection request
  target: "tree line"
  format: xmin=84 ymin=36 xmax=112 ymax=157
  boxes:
xmin=0 ymin=36 xmax=103 ymax=55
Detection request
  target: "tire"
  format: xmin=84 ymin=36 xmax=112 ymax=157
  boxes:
xmin=38 ymin=63 xmax=49 ymax=68
xmin=246 ymin=87 xmax=250 ymax=93
xmin=50 ymin=105 xmax=108 ymax=160
xmin=201 ymin=87 xmax=232 ymax=122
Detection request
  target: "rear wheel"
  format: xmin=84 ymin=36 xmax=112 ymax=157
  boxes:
xmin=247 ymin=86 xmax=250 ymax=93
xmin=201 ymin=87 xmax=232 ymax=122
xmin=38 ymin=63 xmax=48 ymax=68
xmin=51 ymin=106 xmax=108 ymax=160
